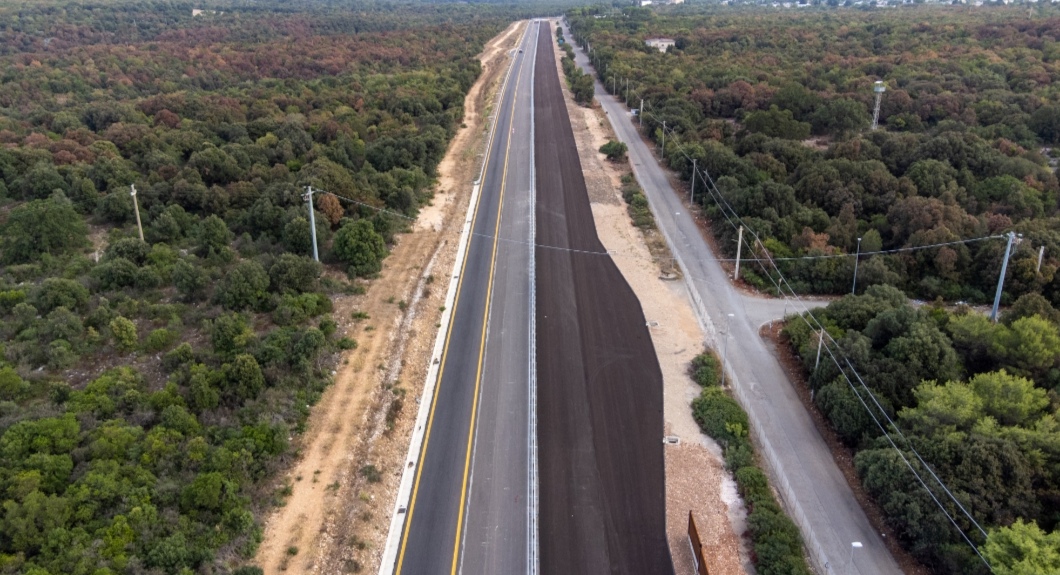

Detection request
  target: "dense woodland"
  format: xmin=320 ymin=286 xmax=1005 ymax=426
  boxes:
xmin=0 ymin=2 xmax=522 ymax=573
xmin=566 ymin=4 xmax=1060 ymax=574
xmin=568 ymin=5 xmax=1060 ymax=305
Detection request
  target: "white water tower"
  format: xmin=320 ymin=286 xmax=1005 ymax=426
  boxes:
xmin=871 ymin=80 xmax=886 ymax=131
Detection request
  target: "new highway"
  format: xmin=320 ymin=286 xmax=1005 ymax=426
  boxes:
xmin=384 ymin=21 xmax=539 ymax=575
xmin=560 ymin=20 xmax=903 ymax=575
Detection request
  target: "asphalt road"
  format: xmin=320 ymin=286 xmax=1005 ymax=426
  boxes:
xmin=393 ymin=22 xmax=537 ymax=575
xmin=534 ymin=23 xmax=673 ymax=575
xmin=560 ymin=21 xmax=903 ymax=575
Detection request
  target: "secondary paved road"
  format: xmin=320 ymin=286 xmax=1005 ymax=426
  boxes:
xmin=560 ymin=20 xmax=903 ymax=575
xmin=392 ymin=22 xmax=538 ymax=575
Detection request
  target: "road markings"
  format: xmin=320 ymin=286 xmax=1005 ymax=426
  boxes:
xmin=450 ymin=30 xmax=528 ymax=575
xmin=393 ymin=22 xmax=530 ymax=575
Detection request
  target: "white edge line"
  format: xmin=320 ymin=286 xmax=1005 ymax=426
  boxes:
xmin=377 ymin=21 xmax=526 ymax=575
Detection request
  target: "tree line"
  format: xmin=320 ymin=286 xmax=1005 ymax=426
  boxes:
xmin=0 ymin=2 xmax=515 ymax=573
xmin=567 ymin=5 xmax=1060 ymax=306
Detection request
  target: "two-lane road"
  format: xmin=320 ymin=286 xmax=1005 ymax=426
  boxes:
xmin=384 ymin=21 xmax=539 ymax=575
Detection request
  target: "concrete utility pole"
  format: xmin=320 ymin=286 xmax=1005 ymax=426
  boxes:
xmin=129 ymin=185 xmax=144 ymax=242
xmin=639 ymin=98 xmax=644 ymax=125
xmin=871 ymin=81 xmax=886 ymax=131
xmin=734 ymin=226 xmax=744 ymax=281
xmin=303 ymin=185 xmax=320 ymax=262
xmin=625 ymin=78 xmax=629 ymax=105
xmin=990 ymin=231 xmax=1018 ymax=322
xmin=661 ymin=121 xmax=666 ymax=154
xmin=690 ymin=159 xmax=696 ymax=204
xmin=612 ymin=75 xmax=617 ymax=95
xmin=1038 ymin=245 xmax=1046 ymax=273
xmin=815 ymin=329 xmax=825 ymax=371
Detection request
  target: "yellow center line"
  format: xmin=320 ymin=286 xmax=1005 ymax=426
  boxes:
xmin=393 ymin=23 xmax=529 ymax=575
xmin=449 ymin=28 xmax=528 ymax=575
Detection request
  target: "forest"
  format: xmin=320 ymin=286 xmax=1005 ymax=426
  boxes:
xmin=564 ymin=4 xmax=1060 ymax=574
xmin=0 ymin=1 xmax=523 ymax=573
xmin=567 ymin=5 xmax=1060 ymax=306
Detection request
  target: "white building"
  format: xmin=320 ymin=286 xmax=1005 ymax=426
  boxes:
xmin=645 ymin=38 xmax=676 ymax=52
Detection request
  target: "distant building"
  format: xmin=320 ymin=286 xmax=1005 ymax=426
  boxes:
xmin=639 ymin=0 xmax=653 ymax=5
xmin=645 ymin=38 xmax=676 ymax=52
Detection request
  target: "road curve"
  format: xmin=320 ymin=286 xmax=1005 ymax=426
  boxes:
xmin=387 ymin=21 xmax=538 ymax=575
xmin=559 ymin=20 xmax=903 ymax=575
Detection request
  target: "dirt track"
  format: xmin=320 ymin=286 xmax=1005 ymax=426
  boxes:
xmin=534 ymin=24 xmax=673 ymax=575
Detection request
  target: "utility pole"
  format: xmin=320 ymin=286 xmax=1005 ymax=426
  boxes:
xmin=690 ymin=159 xmax=696 ymax=204
xmin=639 ymin=98 xmax=644 ymax=125
xmin=612 ymin=75 xmax=616 ymax=95
xmin=851 ymin=237 xmax=862 ymax=295
xmin=814 ymin=329 xmax=825 ymax=371
xmin=303 ymin=186 xmax=320 ymax=262
xmin=1038 ymin=246 xmax=1046 ymax=273
xmin=129 ymin=185 xmax=144 ymax=242
xmin=625 ymin=78 xmax=629 ymax=105
xmin=990 ymin=231 xmax=1018 ymax=322
xmin=734 ymin=226 xmax=744 ymax=281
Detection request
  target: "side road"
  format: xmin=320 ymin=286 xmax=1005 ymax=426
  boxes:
xmin=558 ymin=21 xmax=903 ymax=575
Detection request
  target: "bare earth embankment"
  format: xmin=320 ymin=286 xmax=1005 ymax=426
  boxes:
xmin=253 ymin=21 xmax=525 ymax=574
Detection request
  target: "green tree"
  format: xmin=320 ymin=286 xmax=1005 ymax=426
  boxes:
xmin=194 ymin=215 xmax=233 ymax=257
xmin=172 ymin=259 xmax=209 ymax=302
xmin=333 ymin=219 xmax=388 ymax=277
xmin=982 ymin=519 xmax=1060 ymax=575
xmin=223 ymin=354 xmax=265 ymax=403
xmin=744 ymin=105 xmax=812 ymax=140
xmin=210 ymin=313 xmax=253 ymax=358
xmin=811 ymin=98 xmax=869 ymax=138
xmin=215 ymin=260 xmax=270 ymax=311
xmin=109 ymin=316 xmax=138 ymax=352
xmin=0 ymin=198 xmax=89 ymax=264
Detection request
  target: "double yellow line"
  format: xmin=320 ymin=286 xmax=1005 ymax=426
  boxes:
xmin=395 ymin=25 xmax=529 ymax=575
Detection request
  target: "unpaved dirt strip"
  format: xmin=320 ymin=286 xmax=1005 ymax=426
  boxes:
xmin=534 ymin=22 xmax=672 ymax=575
xmin=253 ymin=20 xmax=525 ymax=575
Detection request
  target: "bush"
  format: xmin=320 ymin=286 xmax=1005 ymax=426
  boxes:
xmin=692 ymin=387 xmax=748 ymax=447
xmin=163 ymin=343 xmax=194 ymax=372
xmin=109 ymin=316 xmax=138 ymax=351
xmin=31 ymin=279 xmax=89 ymax=315
xmin=0 ymin=197 xmax=89 ymax=264
xmin=690 ymin=352 xmax=720 ymax=387
xmin=599 ymin=140 xmax=628 ymax=161
xmin=144 ymin=328 xmax=178 ymax=353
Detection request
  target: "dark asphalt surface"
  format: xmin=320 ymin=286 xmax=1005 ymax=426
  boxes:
xmin=459 ymin=19 xmax=538 ymax=575
xmin=395 ymin=23 xmax=537 ymax=575
xmin=534 ymin=23 xmax=673 ymax=575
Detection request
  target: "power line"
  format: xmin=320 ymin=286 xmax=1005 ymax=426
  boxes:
xmin=638 ymin=106 xmax=995 ymax=568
